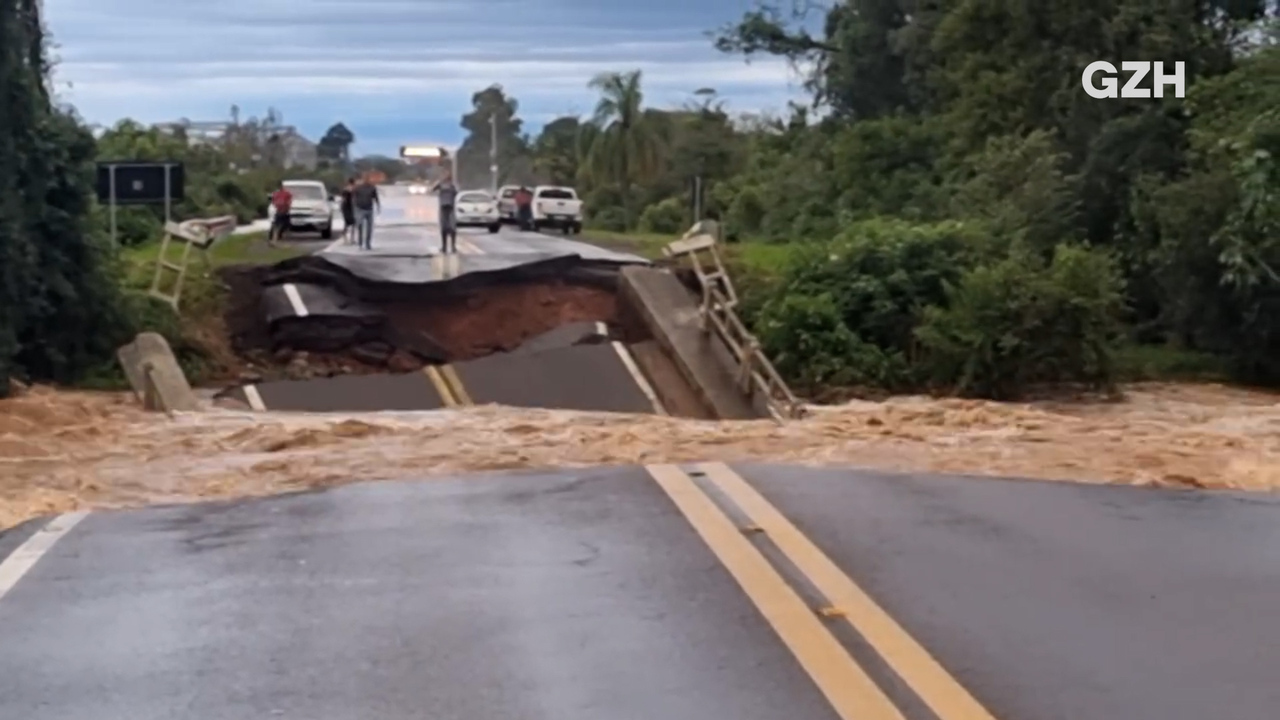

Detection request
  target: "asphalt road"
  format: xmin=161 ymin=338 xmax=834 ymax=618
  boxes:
xmin=2 ymin=464 xmax=1277 ymax=720
xmin=316 ymin=184 xmax=644 ymax=262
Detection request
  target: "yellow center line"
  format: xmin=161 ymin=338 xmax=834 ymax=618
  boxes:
xmin=422 ymin=365 xmax=457 ymax=407
xmin=644 ymin=464 xmax=905 ymax=720
xmin=439 ymin=364 xmax=473 ymax=405
xmin=697 ymin=462 xmax=999 ymax=720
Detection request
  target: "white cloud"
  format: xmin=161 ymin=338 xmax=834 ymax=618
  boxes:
xmin=43 ymin=0 xmax=810 ymax=152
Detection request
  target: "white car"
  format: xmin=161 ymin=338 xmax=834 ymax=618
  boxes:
xmin=496 ymin=184 xmax=520 ymax=221
xmin=267 ymin=180 xmax=334 ymax=239
xmin=453 ymin=190 xmax=501 ymax=233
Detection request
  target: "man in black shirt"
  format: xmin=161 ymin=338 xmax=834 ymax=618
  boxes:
xmin=351 ymin=176 xmax=380 ymax=249
xmin=339 ymin=177 xmax=357 ymax=244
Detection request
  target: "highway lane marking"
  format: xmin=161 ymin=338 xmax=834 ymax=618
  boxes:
xmin=242 ymin=384 xmax=267 ymax=411
xmin=645 ymin=465 xmax=905 ymax=720
xmin=439 ymin=364 xmax=473 ymax=405
xmin=457 ymin=237 xmax=485 ymax=255
xmin=0 ymin=512 xmax=89 ymax=603
xmin=610 ymin=341 xmax=667 ymax=415
xmin=282 ymin=283 xmax=309 ymax=317
xmin=422 ymin=365 xmax=458 ymax=407
xmin=698 ymin=462 xmax=999 ymax=720
xmin=430 ymin=253 xmax=463 ymax=279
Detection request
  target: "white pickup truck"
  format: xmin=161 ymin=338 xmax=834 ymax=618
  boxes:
xmin=531 ymin=186 xmax=583 ymax=234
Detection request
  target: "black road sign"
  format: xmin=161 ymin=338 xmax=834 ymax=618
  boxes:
xmin=95 ymin=162 xmax=185 ymax=204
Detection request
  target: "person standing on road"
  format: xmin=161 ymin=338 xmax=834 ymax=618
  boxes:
xmin=351 ymin=175 xmax=380 ymax=249
xmin=432 ymin=174 xmax=459 ymax=254
xmin=514 ymin=186 xmax=534 ymax=231
xmin=339 ymin=177 xmax=357 ymax=244
xmin=268 ymin=182 xmax=293 ymax=246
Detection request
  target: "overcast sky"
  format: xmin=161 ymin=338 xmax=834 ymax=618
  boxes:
xmin=44 ymin=0 xmax=811 ymax=155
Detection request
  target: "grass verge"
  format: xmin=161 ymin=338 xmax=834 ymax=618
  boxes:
xmin=80 ymin=231 xmax=311 ymax=390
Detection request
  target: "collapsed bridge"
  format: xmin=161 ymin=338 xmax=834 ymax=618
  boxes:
xmin=125 ymin=222 xmax=803 ymax=422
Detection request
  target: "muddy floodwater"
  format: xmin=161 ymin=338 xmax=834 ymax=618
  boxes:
xmin=2 ymin=383 xmax=1278 ymax=529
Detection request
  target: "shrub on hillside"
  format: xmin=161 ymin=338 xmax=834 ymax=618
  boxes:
xmin=915 ymin=244 xmax=1126 ymax=399
xmin=638 ymin=197 xmax=686 ymax=234
xmin=753 ymin=218 xmax=985 ymax=391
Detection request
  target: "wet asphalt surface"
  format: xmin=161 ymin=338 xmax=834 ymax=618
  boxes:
xmin=315 ymin=186 xmax=645 ymax=263
xmin=2 ymin=464 xmax=1278 ymax=720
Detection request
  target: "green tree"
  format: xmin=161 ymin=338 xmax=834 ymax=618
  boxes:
xmin=318 ymin=122 xmax=355 ymax=165
xmin=456 ymin=85 xmax=531 ymax=188
xmin=531 ymin=116 xmax=581 ymax=185
xmin=583 ymin=70 xmax=663 ymax=227
xmin=0 ymin=0 xmax=134 ymax=393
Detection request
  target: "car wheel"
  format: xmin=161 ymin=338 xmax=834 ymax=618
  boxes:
xmin=488 ymin=223 xmax=501 ymax=233
xmin=319 ymin=223 xmax=333 ymax=240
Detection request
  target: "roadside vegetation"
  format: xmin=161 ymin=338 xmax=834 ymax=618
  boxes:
xmin=1 ymin=0 xmax=1276 ymax=402
xmin=455 ymin=2 xmax=1279 ymax=399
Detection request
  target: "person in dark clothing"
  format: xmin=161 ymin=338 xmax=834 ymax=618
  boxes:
xmin=339 ymin=177 xmax=357 ymax=244
xmin=351 ymin=176 xmax=380 ymax=249
xmin=268 ymin=183 xmax=293 ymax=245
xmin=514 ymin=186 xmax=534 ymax=231
xmin=432 ymin=174 xmax=459 ymax=254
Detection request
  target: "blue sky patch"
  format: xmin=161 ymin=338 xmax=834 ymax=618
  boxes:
xmin=46 ymin=0 xmax=811 ymax=155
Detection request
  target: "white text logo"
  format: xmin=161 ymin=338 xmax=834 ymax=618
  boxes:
xmin=1081 ymin=61 xmax=1185 ymax=99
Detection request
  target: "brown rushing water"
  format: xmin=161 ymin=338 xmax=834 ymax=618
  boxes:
xmin=2 ymin=383 xmax=1277 ymax=529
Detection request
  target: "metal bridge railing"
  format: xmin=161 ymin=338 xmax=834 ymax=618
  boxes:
xmin=663 ymin=227 xmax=806 ymax=421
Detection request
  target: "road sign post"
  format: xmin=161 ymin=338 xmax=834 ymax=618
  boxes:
xmin=95 ymin=161 xmax=186 ymax=245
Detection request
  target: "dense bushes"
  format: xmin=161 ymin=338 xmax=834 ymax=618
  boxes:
xmin=526 ymin=2 xmax=1278 ymax=399
xmin=0 ymin=2 xmax=137 ymax=395
xmin=749 ymin=219 xmax=1126 ymax=398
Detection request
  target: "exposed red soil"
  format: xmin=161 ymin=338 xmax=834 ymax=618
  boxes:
xmin=381 ymin=281 xmax=618 ymax=360
xmin=212 ymin=266 xmax=627 ymax=383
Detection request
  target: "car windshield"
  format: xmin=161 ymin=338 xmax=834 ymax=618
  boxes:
xmin=500 ymin=188 xmax=516 ymax=197
xmin=286 ymin=184 xmax=326 ymax=200
xmin=537 ymin=188 xmax=574 ymax=199
xmin=458 ymin=193 xmax=491 ymax=204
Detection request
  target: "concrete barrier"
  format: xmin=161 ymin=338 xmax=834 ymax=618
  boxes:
xmin=617 ymin=266 xmax=762 ymax=420
xmin=116 ymin=332 xmax=199 ymax=413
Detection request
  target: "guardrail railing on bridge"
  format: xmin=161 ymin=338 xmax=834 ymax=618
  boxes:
xmin=149 ymin=215 xmax=238 ymax=309
xmin=663 ymin=225 xmax=805 ymax=421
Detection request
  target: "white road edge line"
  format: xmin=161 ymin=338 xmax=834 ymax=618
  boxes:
xmin=242 ymin=384 xmax=267 ymax=411
xmin=0 ymin=512 xmax=90 ymax=602
xmin=611 ymin=341 xmax=668 ymax=415
xmin=282 ymin=283 xmax=309 ymax=317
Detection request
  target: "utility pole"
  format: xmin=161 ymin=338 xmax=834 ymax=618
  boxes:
xmin=489 ymin=113 xmax=498 ymax=193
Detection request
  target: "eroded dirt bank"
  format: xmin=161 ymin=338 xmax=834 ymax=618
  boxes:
xmin=219 ymin=267 xmax=624 ymax=382
xmin=2 ymin=382 xmax=1276 ymax=530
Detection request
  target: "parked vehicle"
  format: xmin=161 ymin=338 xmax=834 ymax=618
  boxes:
xmin=531 ymin=186 xmax=582 ymax=234
xmin=454 ymin=190 xmax=502 ymax=233
xmin=266 ymin=180 xmax=334 ymax=239
xmin=496 ymin=185 xmax=520 ymax=222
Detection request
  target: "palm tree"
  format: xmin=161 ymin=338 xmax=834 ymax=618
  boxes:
xmin=583 ymin=70 xmax=662 ymax=226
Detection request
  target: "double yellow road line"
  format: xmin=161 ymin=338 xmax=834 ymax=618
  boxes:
xmin=423 ymin=364 xmax=472 ymax=407
xmin=647 ymin=462 xmax=998 ymax=720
